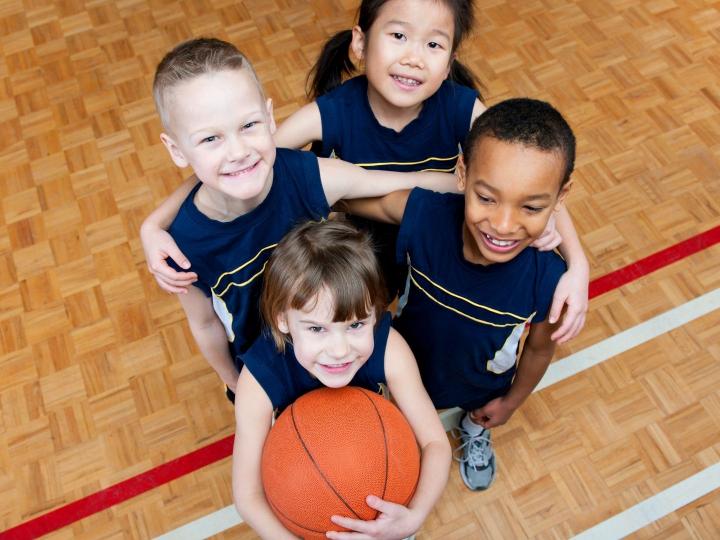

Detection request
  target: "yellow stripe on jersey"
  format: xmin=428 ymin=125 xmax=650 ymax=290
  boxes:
xmin=214 ymin=261 xmax=269 ymax=297
xmin=408 ymin=271 xmax=533 ymax=328
xmin=353 ymin=153 xmax=460 ymax=168
xmin=409 ymin=264 xmax=529 ymax=322
xmin=211 ymin=243 xmax=278 ymax=290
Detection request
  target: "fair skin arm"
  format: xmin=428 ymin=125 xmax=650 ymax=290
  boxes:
xmin=549 ymin=204 xmax=589 ymax=343
xmin=140 ymin=159 xmax=456 ymax=293
xmin=139 ymin=176 xmax=198 ymax=293
xmin=274 ymin=101 xmax=323 ymax=149
xmin=232 ymin=370 xmax=299 ymax=540
xmin=328 ymin=329 xmax=451 ymax=540
xmin=177 ymin=286 xmax=240 ymax=388
xmin=318 ymin=158 xmax=457 ymax=207
xmin=470 ymin=320 xmax=557 ymax=428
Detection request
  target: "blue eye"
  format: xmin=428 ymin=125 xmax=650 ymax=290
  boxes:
xmin=308 ymin=326 xmax=323 ymax=333
xmin=201 ymin=135 xmax=218 ymax=143
xmin=349 ymin=321 xmax=364 ymax=330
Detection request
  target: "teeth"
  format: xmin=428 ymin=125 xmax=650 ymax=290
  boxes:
xmin=485 ymin=234 xmax=515 ymax=247
xmin=393 ymin=75 xmax=420 ymax=86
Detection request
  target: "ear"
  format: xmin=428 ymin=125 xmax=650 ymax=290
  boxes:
xmin=445 ymin=53 xmax=456 ymax=80
xmin=160 ymin=132 xmax=189 ymax=169
xmin=350 ymin=25 xmax=366 ymax=61
xmin=455 ymin=153 xmax=467 ymax=191
xmin=277 ymin=313 xmax=289 ymax=335
xmin=555 ymin=180 xmax=572 ymax=208
xmin=265 ymin=97 xmax=277 ymax=134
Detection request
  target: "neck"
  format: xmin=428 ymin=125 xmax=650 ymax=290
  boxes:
xmin=366 ymin=85 xmax=423 ymax=132
xmin=194 ymin=173 xmax=273 ymax=222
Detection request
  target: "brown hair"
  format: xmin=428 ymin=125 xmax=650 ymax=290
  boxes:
xmin=152 ymin=37 xmax=261 ymax=129
xmin=261 ymin=219 xmax=387 ymax=351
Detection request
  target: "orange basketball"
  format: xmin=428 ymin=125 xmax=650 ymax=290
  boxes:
xmin=261 ymin=386 xmax=420 ymax=539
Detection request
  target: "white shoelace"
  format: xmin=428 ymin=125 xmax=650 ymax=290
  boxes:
xmin=453 ymin=428 xmax=493 ymax=468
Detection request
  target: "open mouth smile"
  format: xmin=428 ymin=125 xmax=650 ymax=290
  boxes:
xmin=391 ymin=74 xmax=422 ymax=88
xmin=482 ymin=233 xmax=520 ymax=252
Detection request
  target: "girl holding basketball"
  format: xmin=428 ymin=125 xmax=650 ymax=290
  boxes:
xmin=142 ymin=0 xmax=588 ymax=343
xmin=231 ymin=219 xmax=451 ymax=540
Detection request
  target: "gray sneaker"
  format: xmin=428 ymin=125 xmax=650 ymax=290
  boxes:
xmin=453 ymin=426 xmax=496 ymax=491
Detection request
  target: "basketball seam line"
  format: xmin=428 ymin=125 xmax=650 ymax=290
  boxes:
xmin=290 ymin=402 xmax=362 ymax=519
xmin=267 ymin=494 xmax=327 ymax=534
xmin=356 ymin=388 xmax=388 ymax=501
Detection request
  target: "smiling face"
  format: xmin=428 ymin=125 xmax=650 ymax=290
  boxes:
xmin=277 ymin=287 xmax=376 ymax=388
xmin=159 ymin=68 xmax=276 ymax=209
xmin=351 ymin=0 xmax=454 ymax=124
xmin=458 ymin=136 xmax=571 ymax=265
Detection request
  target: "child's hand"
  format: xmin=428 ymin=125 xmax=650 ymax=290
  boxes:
xmin=531 ymin=212 xmax=561 ymax=251
xmin=470 ymin=397 xmax=516 ymax=429
xmin=140 ymin=225 xmax=197 ymax=294
xmin=548 ymin=264 xmax=589 ymax=344
xmin=326 ymin=495 xmax=421 ymax=540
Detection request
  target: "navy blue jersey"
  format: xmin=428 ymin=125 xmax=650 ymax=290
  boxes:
xmin=168 ymin=149 xmax=330 ymax=364
xmin=316 ymin=76 xmax=478 ymax=172
xmin=393 ymin=189 xmax=566 ymax=410
xmin=315 ymin=76 xmax=478 ymax=298
xmin=243 ymin=312 xmax=392 ymax=415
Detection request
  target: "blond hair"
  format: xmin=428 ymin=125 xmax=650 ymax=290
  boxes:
xmin=261 ymin=219 xmax=387 ymax=351
xmin=152 ymin=37 xmax=262 ymax=129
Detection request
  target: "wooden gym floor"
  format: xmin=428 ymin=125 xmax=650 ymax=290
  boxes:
xmin=1 ymin=0 xmax=719 ymax=538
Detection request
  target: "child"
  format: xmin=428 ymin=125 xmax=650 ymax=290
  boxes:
xmin=146 ymin=37 xmax=457 ymax=396
xmin=344 ymin=98 xmax=579 ymax=491
xmin=232 ymin=219 xmax=451 ymax=540
xmin=142 ymin=0 xmax=588 ymax=342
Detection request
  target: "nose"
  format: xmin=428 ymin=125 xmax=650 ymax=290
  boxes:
xmin=326 ymin=330 xmax=349 ymax=360
xmin=490 ymin=206 xmax=519 ymax=236
xmin=226 ymin=135 xmax=249 ymax=161
xmin=400 ymin=41 xmax=425 ymax=69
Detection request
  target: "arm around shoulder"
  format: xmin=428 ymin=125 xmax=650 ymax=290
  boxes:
xmin=232 ymin=370 xmax=299 ymax=539
xmin=274 ymin=102 xmax=322 ymax=149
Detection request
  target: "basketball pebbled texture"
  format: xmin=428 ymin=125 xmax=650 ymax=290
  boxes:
xmin=261 ymin=386 xmax=420 ymax=539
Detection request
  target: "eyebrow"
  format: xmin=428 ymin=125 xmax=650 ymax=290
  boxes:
xmin=384 ymin=19 xmax=452 ymax=41
xmin=474 ymin=180 xmax=553 ymax=201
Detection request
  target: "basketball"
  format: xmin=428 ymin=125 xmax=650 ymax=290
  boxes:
xmin=261 ymin=386 xmax=421 ymax=539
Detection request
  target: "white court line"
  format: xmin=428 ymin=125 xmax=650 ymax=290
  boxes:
xmin=155 ymin=288 xmax=720 ymax=540
xmin=154 ymin=505 xmax=243 ymax=540
xmin=572 ymin=462 xmax=720 ymax=539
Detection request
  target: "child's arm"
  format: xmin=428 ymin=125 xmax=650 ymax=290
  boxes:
xmin=274 ymin=102 xmax=322 ymax=149
xmin=548 ymin=205 xmax=590 ymax=343
xmin=139 ymin=177 xmax=198 ymax=293
xmin=338 ymin=190 xmax=411 ymax=226
xmin=178 ymin=286 xmax=240 ymax=388
xmin=318 ymin=158 xmax=459 ymax=206
xmin=232 ymin=370 xmax=299 ymax=540
xmin=468 ymin=98 xmax=487 ymax=128
xmin=470 ymin=320 xmax=557 ymax=428
xmin=328 ymin=329 xmax=451 ymax=540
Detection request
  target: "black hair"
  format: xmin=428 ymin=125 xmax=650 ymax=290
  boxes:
xmin=464 ymin=98 xmax=576 ymax=187
xmin=307 ymin=0 xmax=482 ymax=99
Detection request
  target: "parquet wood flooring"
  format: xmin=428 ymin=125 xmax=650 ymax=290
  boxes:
xmin=1 ymin=0 xmax=720 ymax=538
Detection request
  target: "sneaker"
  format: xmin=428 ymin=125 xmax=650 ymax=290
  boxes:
xmin=452 ymin=426 xmax=496 ymax=491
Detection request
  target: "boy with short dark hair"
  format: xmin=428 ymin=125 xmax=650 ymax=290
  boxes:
xmin=346 ymin=97 xmax=578 ymax=491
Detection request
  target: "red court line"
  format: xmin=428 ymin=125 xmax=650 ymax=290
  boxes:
xmin=589 ymin=224 xmax=720 ymax=298
xmin=2 ymin=224 xmax=719 ymax=539
xmin=0 ymin=437 xmax=234 ymax=540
